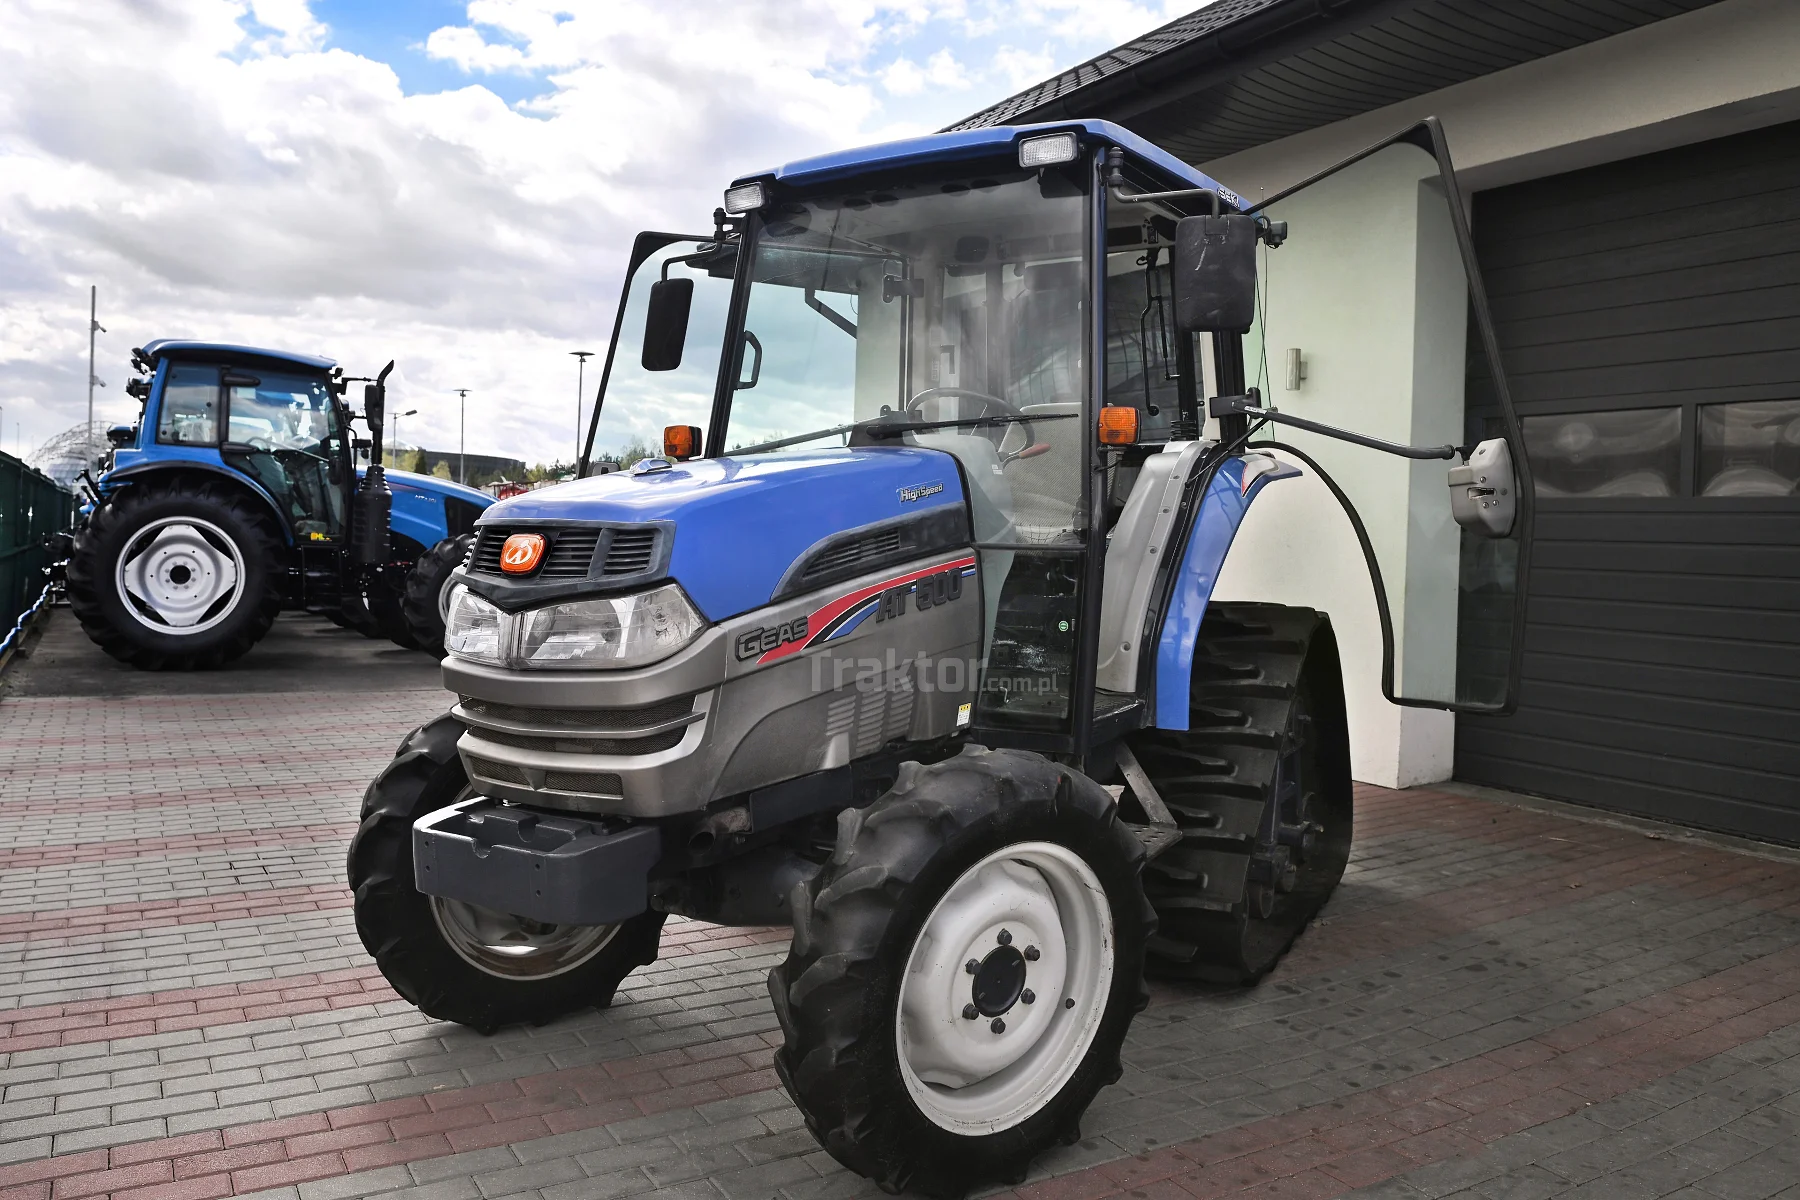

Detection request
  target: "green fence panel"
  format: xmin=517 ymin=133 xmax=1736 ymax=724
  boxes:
xmin=0 ymin=452 xmax=75 ymax=639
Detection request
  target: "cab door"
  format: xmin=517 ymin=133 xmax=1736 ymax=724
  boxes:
xmin=1230 ymin=119 xmax=1532 ymax=713
xmin=580 ymin=232 xmax=737 ymax=474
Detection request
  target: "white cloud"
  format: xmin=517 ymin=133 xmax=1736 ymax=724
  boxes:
xmin=0 ymin=0 xmax=1216 ymax=465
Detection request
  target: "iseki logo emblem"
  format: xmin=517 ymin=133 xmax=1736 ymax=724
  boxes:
xmin=500 ymin=533 xmax=546 ymax=575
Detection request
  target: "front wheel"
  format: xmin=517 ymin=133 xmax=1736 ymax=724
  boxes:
xmin=770 ymin=746 xmax=1153 ymax=1197
xmin=347 ymin=713 xmax=665 ymax=1032
xmin=401 ymin=533 xmax=474 ymax=658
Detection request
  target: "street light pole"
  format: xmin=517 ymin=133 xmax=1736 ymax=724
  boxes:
xmin=570 ymin=350 xmax=594 ymax=469
xmin=87 ymin=286 xmax=107 ymax=436
xmin=454 ymin=389 xmax=471 ymax=484
xmin=392 ymin=408 xmax=417 ymax=466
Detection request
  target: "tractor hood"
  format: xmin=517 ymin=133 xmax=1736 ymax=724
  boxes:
xmin=480 ymin=447 xmax=967 ymax=621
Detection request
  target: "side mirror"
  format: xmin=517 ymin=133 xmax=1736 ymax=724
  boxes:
xmin=1171 ymin=214 xmax=1259 ymax=334
xmin=1449 ymin=438 xmax=1517 ymax=538
xmin=363 ymin=381 xmax=385 ymax=429
xmin=642 ymin=278 xmax=695 ymax=372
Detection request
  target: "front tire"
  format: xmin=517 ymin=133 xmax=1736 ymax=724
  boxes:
xmin=770 ymin=746 xmax=1153 ymax=1197
xmin=66 ymin=476 xmax=284 ymax=670
xmin=401 ymin=534 xmax=474 ymax=658
xmin=347 ymin=713 xmax=665 ymax=1033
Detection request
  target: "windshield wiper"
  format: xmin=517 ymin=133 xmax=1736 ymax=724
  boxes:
xmin=723 ymin=411 xmax=1074 ymax=456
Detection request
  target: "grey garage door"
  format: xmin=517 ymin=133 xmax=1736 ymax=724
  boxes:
xmin=1455 ymin=119 xmax=1800 ymax=845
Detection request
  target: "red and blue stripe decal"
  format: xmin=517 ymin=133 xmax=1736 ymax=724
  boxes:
xmin=755 ymin=555 xmax=979 ymax=666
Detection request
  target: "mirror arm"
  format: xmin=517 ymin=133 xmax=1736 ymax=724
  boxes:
xmin=1105 ymin=149 xmax=1289 ymax=247
xmin=1209 ymin=391 xmax=1457 ymax=461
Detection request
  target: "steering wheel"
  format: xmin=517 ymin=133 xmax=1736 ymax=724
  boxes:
xmin=244 ymin=436 xmax=277 ymax=451
xmin=904 ymin=387 xmax=1043 ymax=464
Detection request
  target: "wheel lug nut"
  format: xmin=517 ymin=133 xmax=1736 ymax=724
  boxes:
xmin=962 ymin=1004 xmax=978 ymax=1020
xmin=1021 ymin=989 xmax=1035 ymax=1005
xmin=1024 ymin=945 xmax=1040 ymax=961
xmin=1065 ymin=998 xmax=1075 ymax=1009
xmin=965 ymin=959 xmax=980 ymax=975
xmin=990 ymin=1018 xmax=1005 ymax=1033
xmin=997 ymin=929 xmax=1012 ymax=946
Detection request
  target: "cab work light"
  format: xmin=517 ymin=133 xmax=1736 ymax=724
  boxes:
xmin=1098 ymin=405 xmax=1139 ymax=446
xmin=1018 ymin=132 xmax=1079 ymax=169
xmin=663 ymin=424 xmax=700 ymax=461
xmin=723 ymin=181 xmax=768 ymax=215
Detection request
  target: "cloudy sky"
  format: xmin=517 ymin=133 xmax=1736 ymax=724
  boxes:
xmin=0 ymin=0 xmax=1206 ymax=468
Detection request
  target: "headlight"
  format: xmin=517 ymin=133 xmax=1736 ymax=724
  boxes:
xmin=520 ymin=584 xmax=703 ymax=670
xmin=444 ymin=585 xmax=503 ymax=665
xmin=443 ymin=582 xmax=704 ymax=671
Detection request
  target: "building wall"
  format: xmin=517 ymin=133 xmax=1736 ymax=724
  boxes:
xmin=1195 ymin=0 xmax=1800 ymax=786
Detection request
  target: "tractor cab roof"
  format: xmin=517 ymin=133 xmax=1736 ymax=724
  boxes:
xmin=136 ymin=339 xmax=338 ymax=376
xmin=739 ymin=118 xmax=1246 ymax=210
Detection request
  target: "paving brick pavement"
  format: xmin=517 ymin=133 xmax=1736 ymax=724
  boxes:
xmin=2 ymin=610 xmax=1797 ymax=1200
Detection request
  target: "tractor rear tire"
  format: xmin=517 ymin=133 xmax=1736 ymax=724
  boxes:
xmin=347 ymin=713 xmax=666 ymax=1033
xmin=770 ymin=746 xmax=1153 ymax=1197
xmin=402 ymin=534 xmax=474 ymax=658
xmin=1130 ymin=603 xmax=1353 ymax=984
xmin=66 ymin=476 xmax=285 ymax=670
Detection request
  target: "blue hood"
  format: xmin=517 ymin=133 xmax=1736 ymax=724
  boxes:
xmin=484 ymin=448 xmax=966 ymax=621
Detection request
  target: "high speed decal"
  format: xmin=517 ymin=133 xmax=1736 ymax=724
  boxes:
xmin=747 ymin=555 xmax=978 ymax=666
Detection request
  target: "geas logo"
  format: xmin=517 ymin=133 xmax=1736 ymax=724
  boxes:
xmin=500 ymin=532 xmax=546 ymax=574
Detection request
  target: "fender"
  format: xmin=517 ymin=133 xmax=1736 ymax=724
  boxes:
xmin=1151 ymin=453 xmax=1301 ymax=731
xmin=99 ymin=460 xmax=294 ymax=546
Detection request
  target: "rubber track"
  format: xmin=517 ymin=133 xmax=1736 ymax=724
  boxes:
xmin=1130 ymin=602 xmax=1353 ymax=983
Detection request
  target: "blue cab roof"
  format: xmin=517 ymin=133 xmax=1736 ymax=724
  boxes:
xmin=139 ymin=339 xmax=337 ymax=374
xmin=742 ymin=119 xmax=1245 ymax=211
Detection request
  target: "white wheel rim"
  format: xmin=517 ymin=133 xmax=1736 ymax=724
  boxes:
xmin=895 ymin=841 xmax=1115 ymax=1135
xmin=115 ymin=516 xmax=246 ymax=634
xmin=430 ymin=896 xmax=619 ymax=980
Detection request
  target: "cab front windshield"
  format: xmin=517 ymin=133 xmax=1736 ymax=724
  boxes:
xmin=723 ymin=165 xmax=1089 ymax=546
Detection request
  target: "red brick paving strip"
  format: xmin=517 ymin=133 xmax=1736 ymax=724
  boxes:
xmin=0 ymin=783 xmax=376 ymax=816
xmin=0 ymin=1027 xmax=787 ymax=1200
xmin=5 ymin=942 xmax=1796 ymax=1200
xmin=0 ymin=827 xmax=345 ymax=871
xmin=0 ymin=921 xmax=790 ymax=1052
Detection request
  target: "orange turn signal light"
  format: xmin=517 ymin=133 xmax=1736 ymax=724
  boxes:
xmin=664 ymin=425 xmax=701 ymax=461
xmin=1097 ymin=406 xmax=1139 ymax=446
xmin=500 ymin=532 xmax=546 ymax=575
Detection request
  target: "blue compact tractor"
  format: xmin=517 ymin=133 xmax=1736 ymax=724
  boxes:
xmin=349 ymin=119 xmax=1532 ymax=1195
xmin=68 ymin=341 xmax=493 ymax=668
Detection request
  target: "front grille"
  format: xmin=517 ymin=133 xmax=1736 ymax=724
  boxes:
xmin=474 ymin=727 xmax=687 ymax=756
xmin=458 ymin=695 xmax=695 ymax=731
xmin=603 ymin=529 xmax=658 ymax=575
xmin=542 ymin=532 xmax=601 ymax=577
xmin=468 ymin=527 xmax=601 ymax=578
xmin=544 ymin=770 xmax=624 ymax=796
xmin=800 ymin=529 xmax=903 ymax=586
xmin=466 ymin=757 xmax=527 ymax=785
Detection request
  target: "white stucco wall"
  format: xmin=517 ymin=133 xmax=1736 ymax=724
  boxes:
xmin=1195 ymin=0 xmax=1800 ymax=786
xmin=1208 ymin=147 xmax=1467 ymax=788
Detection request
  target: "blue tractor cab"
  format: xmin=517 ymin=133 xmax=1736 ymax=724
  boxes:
xmin=344 ymin=118 xmax=1534 ymax=1194
xmin=67 ymin=339 xmax=493 ymax=668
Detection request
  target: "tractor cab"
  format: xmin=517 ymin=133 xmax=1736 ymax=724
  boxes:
xmin=578 ymin=119 xmax=1532 ymax=755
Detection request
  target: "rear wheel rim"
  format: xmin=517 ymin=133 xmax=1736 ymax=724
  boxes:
xmin=115 ymin=516 xmax=246 ymax=634
xmin=895 ymin=841 xmax=1114 ymax=1135
xmin=430 ymin=897 xmax=619 ymax=980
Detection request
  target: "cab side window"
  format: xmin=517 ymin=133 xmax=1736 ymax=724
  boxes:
xmin=156 ymin=365 xmax=222 ymax=446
